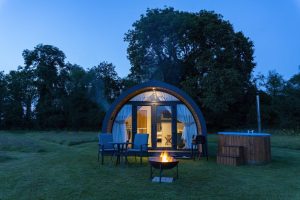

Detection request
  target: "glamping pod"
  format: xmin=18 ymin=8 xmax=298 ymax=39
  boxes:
xmin=102 ymin=81 xmax=207 ymax=150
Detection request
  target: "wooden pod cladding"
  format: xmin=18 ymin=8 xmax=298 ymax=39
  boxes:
xmin=218 ymin=132 xmax=271 ymax=165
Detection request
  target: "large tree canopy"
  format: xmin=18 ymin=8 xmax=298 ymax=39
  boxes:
xmin=125 ymin=8 xmax=192 ymax=85
xmin=18 ymin=44 xmax=112 ymax=130
xmin=64 ymin=64 xmax=105 ymax=130
xmin=89 ymin=62 xmax=121 ymax=104
xmin=0 ymin=72 xmax=8 ymax=127
xmin=250 ymin=71 xmax=300 ymax=129
xmin=125 ymin=8 xmax=256 ymax=128
xmin=22 ymin=44 xmax=68 ymax=128
xmin=0 ymin=8 xmax=298 ymax=131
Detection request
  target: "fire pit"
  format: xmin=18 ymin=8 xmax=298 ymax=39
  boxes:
xmin=149 ymin=151 xmax=179 ymax=183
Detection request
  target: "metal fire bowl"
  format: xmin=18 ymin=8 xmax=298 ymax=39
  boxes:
xmin=149 ymin=157 xmax=179 ymax=170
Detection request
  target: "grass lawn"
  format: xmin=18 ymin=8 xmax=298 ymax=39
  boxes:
xmin=1 ymin=131 xmax=300 ymax=200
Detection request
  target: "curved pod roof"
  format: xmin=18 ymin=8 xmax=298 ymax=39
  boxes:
xmin=102 ymin=80 xmax=207 ymax=136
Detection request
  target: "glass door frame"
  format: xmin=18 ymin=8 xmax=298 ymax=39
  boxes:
xmin=130 ymin=101 xmax=178 ymax=149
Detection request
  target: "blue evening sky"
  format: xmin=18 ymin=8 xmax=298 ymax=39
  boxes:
xmin=0 ymin=0 xmax=300 ymax=79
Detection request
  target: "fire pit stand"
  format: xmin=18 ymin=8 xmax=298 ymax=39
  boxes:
xmin=149 ymin=157 xmax=179 ymax=183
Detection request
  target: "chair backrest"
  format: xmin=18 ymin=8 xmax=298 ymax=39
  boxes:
xmin=98 ymin=133 xmax=113 ymax=149
xmin=133 ymin=133 xmax=149 ymax=150
xmin=193 ymin=135 xmax=206 ymax=144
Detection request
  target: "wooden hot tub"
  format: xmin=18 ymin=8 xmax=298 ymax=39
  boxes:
xmin=218 ymin=132 xmax=271 ymax=165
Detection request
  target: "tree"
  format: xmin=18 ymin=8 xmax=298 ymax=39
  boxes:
xmin=255 ymin=70 xmax=300 ymax=129
xmin=125 ymin=8 xmax=192 ymax=85
xmin=125 ymin=8 xmax=256 ymax=128
xmin=64 ymin=64 xmax=105 ymax=130
xmin=265 ymin=70 xmax=285 ymax=97
xmin=89 ymin=62 xmax=121 ymax=104
xmin=261 ymin=71 xmax=285 ymax=127
xmin=22 ymin=44 xmax=68 ymax=129
xmin=0 ymin=65 xmax=38 ymax=129
xmin=2 ymin=70 xmax=25 ymax=128
xmin=0 ymin=72 xmax=7 ymax=128
xmin=280 ymin=73 xmax=300 ymax=128
xmin=18 ymin=66 xmax=38 ymax=128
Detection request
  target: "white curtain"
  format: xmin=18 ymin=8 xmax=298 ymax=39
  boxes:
xmin=177 ymin=104 xmax=197 ymax=149
xmin=112 ymin=105 xmax=132 ymax=142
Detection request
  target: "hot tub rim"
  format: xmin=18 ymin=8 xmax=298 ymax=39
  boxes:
xmin=218 ymin=132 xmax=271 ymax=137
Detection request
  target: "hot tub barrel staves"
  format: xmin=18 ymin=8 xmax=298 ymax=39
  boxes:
xmin=218 ymin=132 xmax=271 ymax=165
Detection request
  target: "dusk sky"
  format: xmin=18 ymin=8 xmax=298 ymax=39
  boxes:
xmin=0 ymin=0 xmax=300 ymax=79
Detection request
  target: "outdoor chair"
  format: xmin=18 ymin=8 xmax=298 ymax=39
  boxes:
xmin=191 ymin=135 xmax=208 ymax=161
xmin=127 ymin=133 xmax=149 ymax=164
xmin=98 ymin=133 xmax=115 ymax=165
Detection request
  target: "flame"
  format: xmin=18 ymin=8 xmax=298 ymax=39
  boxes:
xmin=160 ymin=151 xmax=172 ymax=162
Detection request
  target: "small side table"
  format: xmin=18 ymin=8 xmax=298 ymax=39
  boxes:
xmin=109 ymin=142 xmax=130 ymax=165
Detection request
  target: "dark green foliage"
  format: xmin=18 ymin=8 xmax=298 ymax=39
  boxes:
xmin=2 ymin=71 xmax=24 ymax=128
xmin=125 ymin=8 xmax=191 ymax=85
xmin=0 ymin=72 xmax=7 ymax=128
xmin=0 ymin=8 xmax=299 ymax=131
xmin=65 ymin=64 xmax=105 ymax=130
xmin=121 ymin=76 xmax=139 ymax=90
xmin=89 ymin=62 xmax=121 ymax=104
xmin=0 ymin=44 xmax=112 ymax=130
xmin=1 ymin=69 xmax=36 ymax=129
xmin=255 ymin=71 xmax=300 ymax=129
xmin=23 ymin=44 xmax=68 ymax=129
xmin=277 ymin=73 xmax=300 ymax=128
xmin=125 ymin=8 xmax=256 ymax=129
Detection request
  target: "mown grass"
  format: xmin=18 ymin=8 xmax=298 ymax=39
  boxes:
xmin=266 ymin=129 xmax=300 ymax=136
xmin=0 ymin=131 xmax=300 ymax=200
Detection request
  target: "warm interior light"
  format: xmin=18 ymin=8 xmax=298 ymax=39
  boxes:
xmin=160 ymin=151 xmax=172 ymax=162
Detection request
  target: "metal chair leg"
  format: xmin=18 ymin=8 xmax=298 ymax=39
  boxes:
xmin=101 ymin=152 xmax=104 ymax=165
xmin=192 ymin=145 xmax=196 ymax=161
xmin=111 ymin=151 xmax=115 ymax=161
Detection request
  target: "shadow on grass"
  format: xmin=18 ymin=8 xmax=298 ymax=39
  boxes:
xmin=0 ymin=135 xmax=47 ymax=153
xmin=68 ymin=140 xmax=97 ymax=146
xmin=40 ymin=137 xmax=97 ymax=146
xmin=0 ymin=154 xmax=14 ymax=163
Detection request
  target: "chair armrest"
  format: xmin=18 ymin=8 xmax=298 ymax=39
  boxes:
xmin=98 ymin=143 xmax=105 ymax=149
xmin=98 ymin=143 xmax=105 ymax=152
xmin=139 ymin=143 xmax=148 ymax=151
xmin=99 ymin=144 xmax=114 ymax=151
xmin=126 ymin=142 xmax=132 ymax=149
